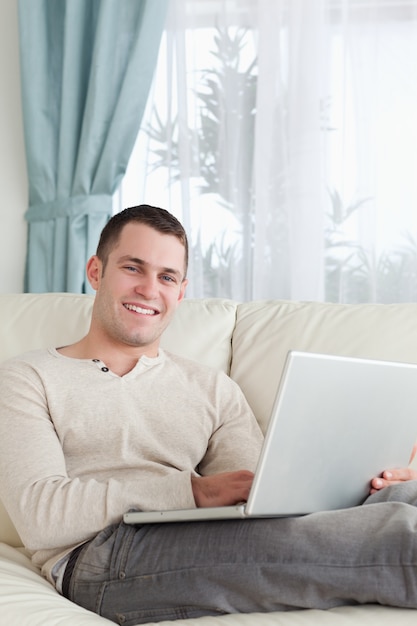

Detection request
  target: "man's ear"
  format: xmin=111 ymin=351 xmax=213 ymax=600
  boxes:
xmin=86 ymin=256 xmax=102 ymax=291
xmin=178 ymin=278 xmax=188 ymax=304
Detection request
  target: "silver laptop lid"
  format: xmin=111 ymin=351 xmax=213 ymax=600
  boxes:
xmin=246 ymin=351 xmax=417 ymax=516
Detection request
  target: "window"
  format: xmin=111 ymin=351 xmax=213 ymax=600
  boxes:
xmin=116 ymin=0 xmax=417 ymax=302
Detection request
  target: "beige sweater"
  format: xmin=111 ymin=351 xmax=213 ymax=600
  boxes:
xmin=0 ymin=348 xmax=263 ymax=583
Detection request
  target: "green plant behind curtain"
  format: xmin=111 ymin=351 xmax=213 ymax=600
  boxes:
xmin=18 ymin=0 xmax=168 ymax=293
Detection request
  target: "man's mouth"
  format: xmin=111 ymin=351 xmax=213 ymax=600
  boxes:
xmin=123 ymin=304 xmax=158 ymax=316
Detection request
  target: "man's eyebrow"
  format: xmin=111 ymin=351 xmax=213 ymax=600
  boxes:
xmin=117 ymin=256 xmax=183 ymax=279
xmin=118 ymin=255 xmax=145 ymax=267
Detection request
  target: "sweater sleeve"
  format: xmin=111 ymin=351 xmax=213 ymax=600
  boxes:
xmin=0 ymin=361 xmax=196 ymax=552
xmin=197 ymin=372 xmax=264 ymax=477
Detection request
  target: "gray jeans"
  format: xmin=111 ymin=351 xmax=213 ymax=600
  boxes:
xmin=66 ymin=482 xmax=417 ymax=625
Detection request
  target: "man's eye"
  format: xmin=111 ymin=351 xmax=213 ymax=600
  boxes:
xmin=161 ymin=275 xmax=175 ymax=283
xmin=125 ymin=266 xmax=138 ymax=272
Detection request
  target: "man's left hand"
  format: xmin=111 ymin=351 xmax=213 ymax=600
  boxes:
xmin=370 ymin=441 xmax=417 ymax=494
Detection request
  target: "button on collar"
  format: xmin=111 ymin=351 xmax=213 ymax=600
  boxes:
xmin=91 ymin=359 xmax=110 ymax=373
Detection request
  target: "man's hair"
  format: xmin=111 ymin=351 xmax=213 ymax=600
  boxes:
xmin=96 ymin=205 xmax=189 ymax=276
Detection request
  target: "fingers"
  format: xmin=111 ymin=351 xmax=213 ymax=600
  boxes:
xmin=191 ymin=470 xmax=254 ymax=508
xmin=371 ymin=442 xmax=417 ymax=494
xmin=371 ymin=467 xmax=417 ymax=492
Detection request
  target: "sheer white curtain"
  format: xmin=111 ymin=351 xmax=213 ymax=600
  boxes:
xmin=117 ymin=0 xmax=417 ymax=303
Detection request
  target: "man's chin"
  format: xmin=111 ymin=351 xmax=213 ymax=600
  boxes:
xmin=115 ymin=317 xmax=171 ymax=350
xmin=120 ymin=330 xmax=162 ymax=350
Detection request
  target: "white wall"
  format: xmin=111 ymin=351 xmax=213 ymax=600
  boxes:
xmin=0 ymin=0 xmax=28 ymax=293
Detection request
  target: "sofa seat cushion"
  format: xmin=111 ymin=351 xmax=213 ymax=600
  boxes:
xmin=0 ymin=543 xmax=112 ymax=624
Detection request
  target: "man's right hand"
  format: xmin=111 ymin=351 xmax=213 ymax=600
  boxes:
xmin=191 ymin=470 xmax=254 ymax=508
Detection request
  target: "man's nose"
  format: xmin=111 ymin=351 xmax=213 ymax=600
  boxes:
xmin=135 ymin=274 xmax=158 ymax=299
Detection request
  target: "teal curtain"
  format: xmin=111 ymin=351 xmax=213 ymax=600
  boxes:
xmin=18 ymin=0 xmax=168 ymax=293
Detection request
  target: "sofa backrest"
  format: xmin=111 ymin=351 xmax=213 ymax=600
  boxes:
xmin=231 ymin=300 xmax=417 ymax=434
xmin=0 ymin=293 xmax=238 ymax=546
xmin=0 ymin=293 xmax=237 ymax=370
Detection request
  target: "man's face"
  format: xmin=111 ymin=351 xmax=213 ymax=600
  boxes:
xmin=88 ymin=222 xmax=188 ymax=356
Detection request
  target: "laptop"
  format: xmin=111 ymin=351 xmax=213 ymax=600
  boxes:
xmin=123 ymin=351 xmax=417 ymax=525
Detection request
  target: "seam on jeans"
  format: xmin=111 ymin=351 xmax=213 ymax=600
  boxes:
xmin=94 ymin=581 xmax=108 ymax=616
xmin=115 ymin=605 xmax=228 ymax=623
xmin=111 ymin=523 xmax=136 ymax=578
xmin=303 ymin=562 xmax=417 ymax=569
xmin=127 ymin=561 xmax=417 ymax=580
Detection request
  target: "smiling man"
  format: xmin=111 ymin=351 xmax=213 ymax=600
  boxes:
xmin=59 ymin=211 xmax=189 ymax=373
xmin=1 ymin=205 xmax=417 ymax=626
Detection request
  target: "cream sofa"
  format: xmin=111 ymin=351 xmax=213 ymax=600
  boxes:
xmin=1 ymin=292 xmax=417 ymax=626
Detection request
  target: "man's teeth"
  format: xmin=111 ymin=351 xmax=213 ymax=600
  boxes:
xmin=124 ymin=304 xmax=156 ymax=315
